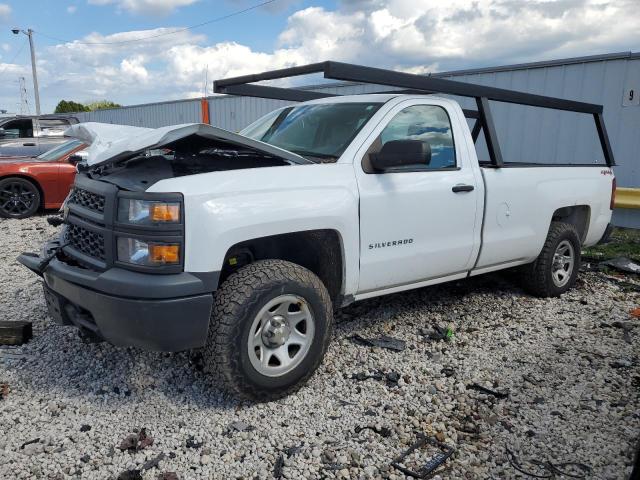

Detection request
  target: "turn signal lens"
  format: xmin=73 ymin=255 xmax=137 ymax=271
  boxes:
xmin=150 ymin=203 xmax=180 ymax=222
xmin=149 ymin=244 xmax=180 ymax=264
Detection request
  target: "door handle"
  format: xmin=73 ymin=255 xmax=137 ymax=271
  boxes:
xmin=452 ymin=184 xmax=474 ymax=193
xmin=23 ymin=142 xmax=36 ymax=146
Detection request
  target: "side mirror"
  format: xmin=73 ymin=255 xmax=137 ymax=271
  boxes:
xmin=68 ymin=150 xmax=89 ymax=165
xmin=369 ymin=140 xmax=431 ymax=171
xmin=0 ymin=127 xmax=5 ymax=138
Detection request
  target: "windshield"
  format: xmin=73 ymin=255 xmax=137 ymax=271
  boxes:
xmin=240 ymin=102 xmax=381 ymax=161
xmin=37 ymin=139 xmax=83 ymax=161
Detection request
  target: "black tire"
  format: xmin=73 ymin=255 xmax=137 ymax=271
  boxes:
xmin=0 ymin=177 xmax=41 ymax=219
xmin=204 ymin=259 xmax=333 ymax=401
xmin=520 ymin=221 xmax=581 ymax=297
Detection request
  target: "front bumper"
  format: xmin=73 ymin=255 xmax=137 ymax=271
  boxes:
xmin=18 ymin=242 xmax=217 ymax=352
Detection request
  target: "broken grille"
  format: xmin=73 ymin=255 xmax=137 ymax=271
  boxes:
xmin=66 ymin=224 xmax=106 ymax=261
xmin=68 ymin=188 xmax=105 ymax=213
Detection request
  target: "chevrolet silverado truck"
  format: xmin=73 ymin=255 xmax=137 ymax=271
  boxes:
xmin=18 ymin=62 xmax=616 ymax=400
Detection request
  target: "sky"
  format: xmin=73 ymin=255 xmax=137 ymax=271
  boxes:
xmin=0 ymin=0 xmax=638 ymax=113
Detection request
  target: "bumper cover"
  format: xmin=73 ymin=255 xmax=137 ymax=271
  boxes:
xmin=18 ymin=244 xmax=216 ymax=352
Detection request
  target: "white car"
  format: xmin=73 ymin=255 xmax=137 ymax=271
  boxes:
xmin=20 ymin=63 xmax=616 ymax=400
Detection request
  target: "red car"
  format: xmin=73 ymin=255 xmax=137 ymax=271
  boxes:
xmin=0 ymin=139 xmax=86 ymax=219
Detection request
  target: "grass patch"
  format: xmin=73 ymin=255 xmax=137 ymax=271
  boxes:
xmin=583 ymin=227 xmax=640 ymax=263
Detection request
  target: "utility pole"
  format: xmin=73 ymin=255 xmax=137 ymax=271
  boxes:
xmin=12 ymin=28 xmax=41 ymax=115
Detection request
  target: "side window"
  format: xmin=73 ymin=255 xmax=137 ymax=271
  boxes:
xmin=39 ymin=119 xmax=69 ymax=136
xmin=379 ymin=105 xmax=456 ymax=170
xmin=0 ymin=119 xmax=33 ymax=138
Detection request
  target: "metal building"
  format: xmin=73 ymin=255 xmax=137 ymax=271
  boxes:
xmin=75 ymin=51 xmax=640 ymax=227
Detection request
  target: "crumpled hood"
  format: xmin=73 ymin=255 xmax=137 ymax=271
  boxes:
xmin=64 ymin=122 xmax=307 ymax=167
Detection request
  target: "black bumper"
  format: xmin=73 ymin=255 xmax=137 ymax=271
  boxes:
xmin=19 ymin=247 xmax=217 ymax=352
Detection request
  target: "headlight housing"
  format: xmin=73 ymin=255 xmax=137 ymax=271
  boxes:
xmin=117 ymin=237 xmax=181 ymax=266
xmin=118 ymin=198 xmax=181 ymax=225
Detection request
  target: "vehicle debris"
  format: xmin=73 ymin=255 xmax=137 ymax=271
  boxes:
xmin=506 ymin=447 xmax=591 ymax=479
xmin=0 ymin=382 xmax=8 ymax=400
xmin=348 ymin=334 xmax=406 ymax=351
xmin=0 ymin=320 xmax=32 ymax=346
xmin=600 ymin=257 xmax=640 ymax=274
xmin=118 ymin=428 xmax=154 ymax=452
xmin=20 ymin=438 xmax=40 ymax=449
xmin=80 ymin=424 xmax=91 ymax=432
xmin=185 ymin=436 xmax=203 ymax=449
xmin=349 ymin=370 xmax=402 ymax=387
xmin=117 ymin=470 xmax=143 ymax=480
xmin=421 ymin=325 xmax=454 ymax=342
xmin=466 ymin=383 xmax=509 ymax=399
xmin=143 ymin=452 xmax=166 ymax=470
xmin=273 ymin=454 xmax=285 ymax=479
xmin=227 ymin=421 xmax=255 ymax=433
xmin=156 ymin=473 xmax=179 ymax=480
xmin=391 ymin=433 xmax=455 ymax=479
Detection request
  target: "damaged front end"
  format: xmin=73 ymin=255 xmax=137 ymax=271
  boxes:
xmin=18 ymin=122 xmax=307 ymax=351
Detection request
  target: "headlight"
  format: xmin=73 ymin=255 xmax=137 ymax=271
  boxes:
xmin=117 ymin=237 xmax=181 ymax=266
xmin=118 ymin=199 xmax=181 ymax=225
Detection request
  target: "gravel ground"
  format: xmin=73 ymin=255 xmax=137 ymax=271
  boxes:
xmin=1 ymin=215 xmax=639 ymax=480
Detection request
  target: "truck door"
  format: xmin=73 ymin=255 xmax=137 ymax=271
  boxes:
xmin=355 ymin=99 xmax=482 ymax=294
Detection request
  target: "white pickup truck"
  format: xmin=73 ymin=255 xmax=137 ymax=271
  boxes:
xmin=19 ymin=62 xmax=616 ymax=400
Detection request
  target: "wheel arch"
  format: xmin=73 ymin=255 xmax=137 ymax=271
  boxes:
xmin=219 ymin=229 xmax=346 ymax=305
xmin=0 ymin=174 xmax=45 ymax=211
xmin=551 ymin=205 xmax=590 ymax=244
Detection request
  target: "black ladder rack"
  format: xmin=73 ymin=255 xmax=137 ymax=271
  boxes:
xmin=213 ymin=61 xmax=615 ymax=167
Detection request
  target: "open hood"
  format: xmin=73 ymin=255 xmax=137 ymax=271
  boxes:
xmin=64 ymin=122 xmax=308 ymax=167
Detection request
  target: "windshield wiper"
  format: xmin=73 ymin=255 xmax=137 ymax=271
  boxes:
xmin=289 ymin=149 xmax=338 ymax=162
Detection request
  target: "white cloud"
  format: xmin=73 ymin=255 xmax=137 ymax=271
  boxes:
xmin=88 ymin=0 xmax=199 ymax=15
xmin=0 ymin=3 xmax=11 ymax=21
xmin=1 ymin=0 xmax=639 ymax=113
xmin=67 ymin=5 xmax=77 ymax=14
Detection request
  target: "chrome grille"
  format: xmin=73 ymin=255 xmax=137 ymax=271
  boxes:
xmin=68 ymin=188 xmax=105 ymax=213
xmin=66 ymin=224 xmax=105 ymax=261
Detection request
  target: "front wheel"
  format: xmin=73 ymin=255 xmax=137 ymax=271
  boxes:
xmin=203 ymin=259 xmax=333 ymax=401
xmin=520 ymin=221 xmax=581 ymax=297
xmin=0 ymin=177 xmax=40 ymax=219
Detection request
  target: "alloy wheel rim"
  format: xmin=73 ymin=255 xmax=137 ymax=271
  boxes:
xmin=0 ymin=182 xmax=36 ymax=216
xmin=551 ymin=239 xmax=574 ymax=287
xmin=248 ymin=294 xmax=315 ymax=377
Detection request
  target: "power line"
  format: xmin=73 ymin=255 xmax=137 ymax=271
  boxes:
xmin=34 ymin=0 xmax=277 ymax=46
xmin=0 ymin=40 xmax=28 ymax=79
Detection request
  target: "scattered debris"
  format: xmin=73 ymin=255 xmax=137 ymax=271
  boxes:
xmin=227 ymin=421 xmax=255 ymax=433
xmin=630 ymin=308 xmax=640 ymax=318
xmin=118 ymin=429 xmax=153 ymax=452
xmin=80 ymin=454 xmax=90 ymax=463
xmin=20 ymin=438 xmax=40 ymax=449
xmin=391 ymin=433 xmax=455 ymax=479
xmin=117 ymin=470 xmax=143 ymax=480
xmin=0 ymin=382 xmax=9 ymax=400
xmin=601 ymin=257 xmax=640 ymax=274
xmin=506 ymin=447 xmax=591 ymax=479
xmin=273 ymin=454 xmax=285 ymax=479
xmin=355 ymin=425 xmax=392 ymax=438
xmin=348 ymin=334 xmax=406 ymax=352
xmin=422 ymin=325 xmax=454 ymax=342
xmin=441 ymin=367 xmax=456 ymax=378
xmin=0 ymin=321 xmax=33 ymax=346
xmin=349 ymin=370 xmax=402 ymax=387
xmin=285 ymin=445 xmax=303 ymax=457
xmin=46 ymin=216 xmax=65 ymax=227
xmin=185 ymin=437 xmax=203 ymax=449
xmin=156 ymin=474 xmax=179 ymax=480
xmin=466 ymin=383 xmax=509 ymax=399
xmin=143 ymin=453 xmax=166 ymax=471
xmin=610 ymin=359 xmax=633 ymax=369
xmin=80 ymin=424 xmax=91 ymax=432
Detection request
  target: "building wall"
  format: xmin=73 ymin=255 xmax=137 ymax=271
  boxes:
xmin=74 ymin=52 xmax=640 ymax=226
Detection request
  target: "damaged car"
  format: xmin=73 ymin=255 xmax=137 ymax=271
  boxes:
xmin=19 ymin=62 xmax=617 ymax=400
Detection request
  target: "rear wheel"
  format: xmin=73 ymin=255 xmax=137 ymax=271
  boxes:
xmin=520 ymin=222 xmax=581 ymax=297
xmin=0 ymin=177 xmax=40 ymax=219
xmin=204 ymin=259 xmax=333 ymax=401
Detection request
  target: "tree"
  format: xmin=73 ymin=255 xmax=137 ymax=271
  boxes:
xmin=54 ymin=100 xmax=89 ymax=113
xmin=53 ymin=99 xmax=122 ymax=114
xmin=85 ymin=100 xmax=122 ymax=111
